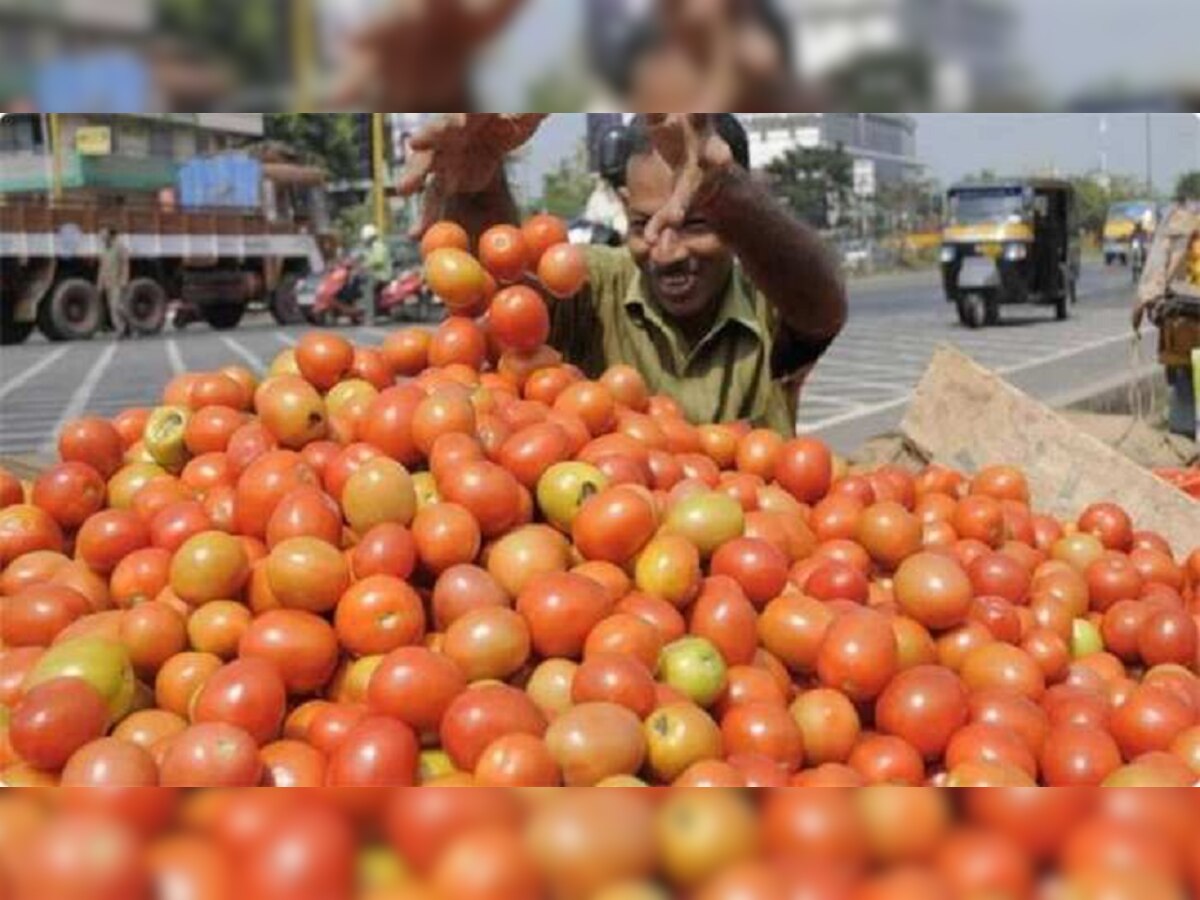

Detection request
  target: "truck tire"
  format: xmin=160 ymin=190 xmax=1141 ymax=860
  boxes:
xmin=40 ymin=279 xmax=103 ymax=341
xmin=125 ymin=278 xmax=168 ymax=336
xmin=956 ymin=294 xmax=987 ymax=329
xmin=269 ymin=276 xmax=305 ymax=325
xmin=202 ymin=304 xmax=245 ymax=331
xmin=0 ymin=305 xmax=34 ymax=345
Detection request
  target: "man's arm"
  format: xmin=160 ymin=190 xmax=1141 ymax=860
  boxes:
xmin=701 ymin=165 xmax=846 ymax=345
xmin=644 ymin=114 xmax=846 ymax=350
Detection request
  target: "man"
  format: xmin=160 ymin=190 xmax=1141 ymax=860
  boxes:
xmin=360 ymin=224 xmax=392 ymax=325
xmin=96 ymin=228 xmax=131 ymax=339
xmin=399 ymin=113 xmax=846 ymax=434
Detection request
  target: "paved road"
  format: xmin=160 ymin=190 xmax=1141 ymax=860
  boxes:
xmin=0 ymin=261 xmax=1157 ymax=457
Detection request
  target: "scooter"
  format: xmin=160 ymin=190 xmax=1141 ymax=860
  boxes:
xmin=378 ymin=267 xmax=441 ymax=323
xmin=297 ymin=259 xmax=366 ymax=326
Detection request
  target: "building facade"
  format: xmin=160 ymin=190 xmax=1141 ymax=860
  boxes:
xmin=0 ymin=113 xmax=265 ymax=198
xmin=778 ymin=0 xmax=1020 ymax=108
xmin=739 ymin=113 xmax=922 ymax=190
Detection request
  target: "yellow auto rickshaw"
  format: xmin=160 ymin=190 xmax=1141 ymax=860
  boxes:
xmin=940 ymin=179 xmax=1081 ymax=328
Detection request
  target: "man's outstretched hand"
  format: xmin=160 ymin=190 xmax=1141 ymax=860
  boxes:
xmin=642 ymin=114 xmax=736 ymax=246
xmin=397 ymin=114 xmax=547 ymax=237
xmin=333 ymin=0 xmax=527 ymax=109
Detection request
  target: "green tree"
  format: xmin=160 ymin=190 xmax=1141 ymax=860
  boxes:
xmin=535 ymin=143 xmax=594 ymax=219
xmin=1174 ymin=171 xmax=1200 ymax=202
xmin=263 ymin=114 xmax=368 ymax=182
xmin=159 ymin=0 xmax=283 ymax=83
xmin=765 ymin=145 xmax=853 ymax=228
xmin=1069 ymin=174 xmax=1147 ymax=237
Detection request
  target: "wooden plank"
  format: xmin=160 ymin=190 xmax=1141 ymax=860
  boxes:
xmin=901 ymin=345 xmax=1199 ymax=555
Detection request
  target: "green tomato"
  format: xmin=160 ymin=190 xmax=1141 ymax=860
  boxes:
xmin=536 ymin=462 xmax=608 ymax=532
xmin=357 ymin=844 xmax=409 ymax=892
xmin=25 ymin=638 xmax=136 ymax=724
xmin=1070 ymin=618 xmax=1104 ymax=659
xmin=664 ymin=492 xmax=745 ymax=556
xmin=657 ymin=637 xmax=728 ymax=707
xmin=144 ymin=405 xmax=191 ymax=471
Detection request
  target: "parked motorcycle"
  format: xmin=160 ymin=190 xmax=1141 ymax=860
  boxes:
xmin=296 ymin=259 xmax=439 ymax=326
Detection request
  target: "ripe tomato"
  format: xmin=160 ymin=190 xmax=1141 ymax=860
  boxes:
xmin=544 ymin=701 xmax=645 ymax=786
xmin=816 ymin=609 xmax=899 ymax=702
xmin=721 ymin=700 xmax=805 ymax=771
xmin=59 ymin=416 xmax=124 ymax=479
xmin=521 ymin=214 xmax=570 ymax=265
xmin=119 ymin=601 xmax=187 ymax=676
xmin=238 ymin=609 xmax=339 ymax=695
xmin=160 ymin=722 xmax=263 ymax=786
xmin=572 ymin=485 xmax=657 ymax=564
xmin=255 ymin=376 xmax=328 ymax=449
xmin=191 ymin=657 xmax=287 ymax=746
xmin=710 ymin=537 xmax=788 ymax=606
xmin=420 ymin=221 xmax=470 ymax=258
xmin=439 ymin=683 xmax=547 ymax=771
xmin=234 ymin=450 xmax=318 ymax=539
xmin=774 ymin=438 xmax=832 ymax=504
xmin=426 ymin=249 xmax=488 ymax=314
xmin=9 ymin=677 xmax=109 ymax=770
xmin=0 ymin=504 xmax=64 ymax=566
xmin=342 ymin=457 xmax=417 ymax=534
xmin=265 ymin=536 xmax=349 ymax=614
xmin=265 ymin=485 xmax=342 ymax=549
xmin=478 ymin=224 xmax=531 ymax=283
xmin=0 ymin=584 xmax=89 ymax=647
xmin=334 ymin=575 xmax=425 ymax=657
xmin=32 ymin=462 xmax=106 ymax=530
xmin=443 ymin=606 xmax=531 ymax=682
xmin=326 ymin=715 xmax=418 ymax=786
xmin=169 ymin=530 xmax=250 ymax=606
xmin=439 ymin=460 xmax=522 ymax=538
xmin=382 ymin=329 xmax=431 ymax=378
xmin=20 ymin=810 xmax=148 ymax=900
xmin=516 ymin=571 xmax=612 ymax=658
xmin=537 ymin=243 xmax=587 ymax=299
xmin=893 ymin=552 xmax=973 ymax=630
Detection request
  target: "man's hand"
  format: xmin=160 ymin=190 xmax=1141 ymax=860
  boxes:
xmin=333 ymin=0 xmax=527 ymax=109
xmin=397 ymin=114 xmax=547 ymax=237
xmin=642 ymin=114 xmax=736 ymax=246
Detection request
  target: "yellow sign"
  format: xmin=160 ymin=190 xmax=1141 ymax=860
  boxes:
xmin=75 ymin=126 xmax=112 ymax=156
xmin=979 ymin=243 xmax=1004 ymax=259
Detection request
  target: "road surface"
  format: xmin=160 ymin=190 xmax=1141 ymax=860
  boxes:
xmin=0 ymin=261 xmax=1156 ymax=458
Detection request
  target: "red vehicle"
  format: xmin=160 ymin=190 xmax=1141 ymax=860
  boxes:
xmin=296 ymin=246 xmax=437 ymax=326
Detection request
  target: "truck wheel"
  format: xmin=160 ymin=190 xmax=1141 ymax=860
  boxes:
xmin=202 ymin=304 xmax=245 ymax=331
xmin=956 ymin=294 xmax=987 ymax=329
xmin=125 ymin=278 xmax=168 ymax=336
xmin=41 ymin=279 xmax=102 ymax=341
xmin=270 ymin=276 xmax=306 ymax=325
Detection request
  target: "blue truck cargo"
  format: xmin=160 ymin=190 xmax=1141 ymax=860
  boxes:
xmin=177 ymin=154 xmax=262 ymax=210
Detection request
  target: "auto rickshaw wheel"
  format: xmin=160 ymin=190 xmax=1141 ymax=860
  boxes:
xmin=957 ymin=294 xmax=988 ymax=329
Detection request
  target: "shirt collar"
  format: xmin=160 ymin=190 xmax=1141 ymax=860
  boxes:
xmin=622 ymin=262 xmax=766 ymax=370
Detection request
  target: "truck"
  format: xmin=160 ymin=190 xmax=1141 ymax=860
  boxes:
xmin=0 ymin=154 xmax=329 ymax=345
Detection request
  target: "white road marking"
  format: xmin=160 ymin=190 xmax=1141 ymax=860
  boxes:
xmin=0 ymin=346 xmax=70 ymax=401
xmin=275 ymin=333 xmax=297 ymax=347
xmin=165 ymin=339 xmax=185 ymax=375
xmin=219 ymin=336 xmax=267 ymax=374
xmin=800 ymin=332 xmax=1140 ymax=434
xmin=41 ymin=341 xmax=118 ymax=452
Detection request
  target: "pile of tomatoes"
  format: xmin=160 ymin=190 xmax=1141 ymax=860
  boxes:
xmin=1 ymin=217 xmax=1199 ymax=792
xmin=1154 ymin=467 xmax=1200 ymax=499
xmin=4 ymin=787 xmax=1200 ymax=900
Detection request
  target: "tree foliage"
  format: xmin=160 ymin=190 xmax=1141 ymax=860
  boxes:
xmin=765 ymin=145 xmax=853 ymax=228
xmin=159 ymin=0 xmax=283 ymax=82
xmin=263 ymin=114 xmax=369 ymax=182
xmin=1175 ymin=171 xmax=1200 ymax=203
xmin=1069 ymin=174 xmax=1148 ymax=236
xmin=535 ymin=143 xmax=594 ymax=219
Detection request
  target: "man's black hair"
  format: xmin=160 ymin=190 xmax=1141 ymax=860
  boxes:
xmin=613 ymin=114 xmax=751 ymax=189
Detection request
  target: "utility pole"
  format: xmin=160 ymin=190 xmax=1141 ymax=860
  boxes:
xmin=370 ymin=112 xmax=389 ymax=326
xmin=48 ymin=113 xmax=63 ymax=202
xmin=292 ymin=0 xmax=317 ymax=111
xmin=1145 ymin=113 xmax=1154 ymax=196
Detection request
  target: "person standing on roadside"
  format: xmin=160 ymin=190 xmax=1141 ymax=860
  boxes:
xmin=97 ymin=228 xmax=131 ymax=340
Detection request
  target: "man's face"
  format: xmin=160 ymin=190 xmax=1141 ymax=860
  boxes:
xmin=624 ymin=152 xmax=734 ymax=321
